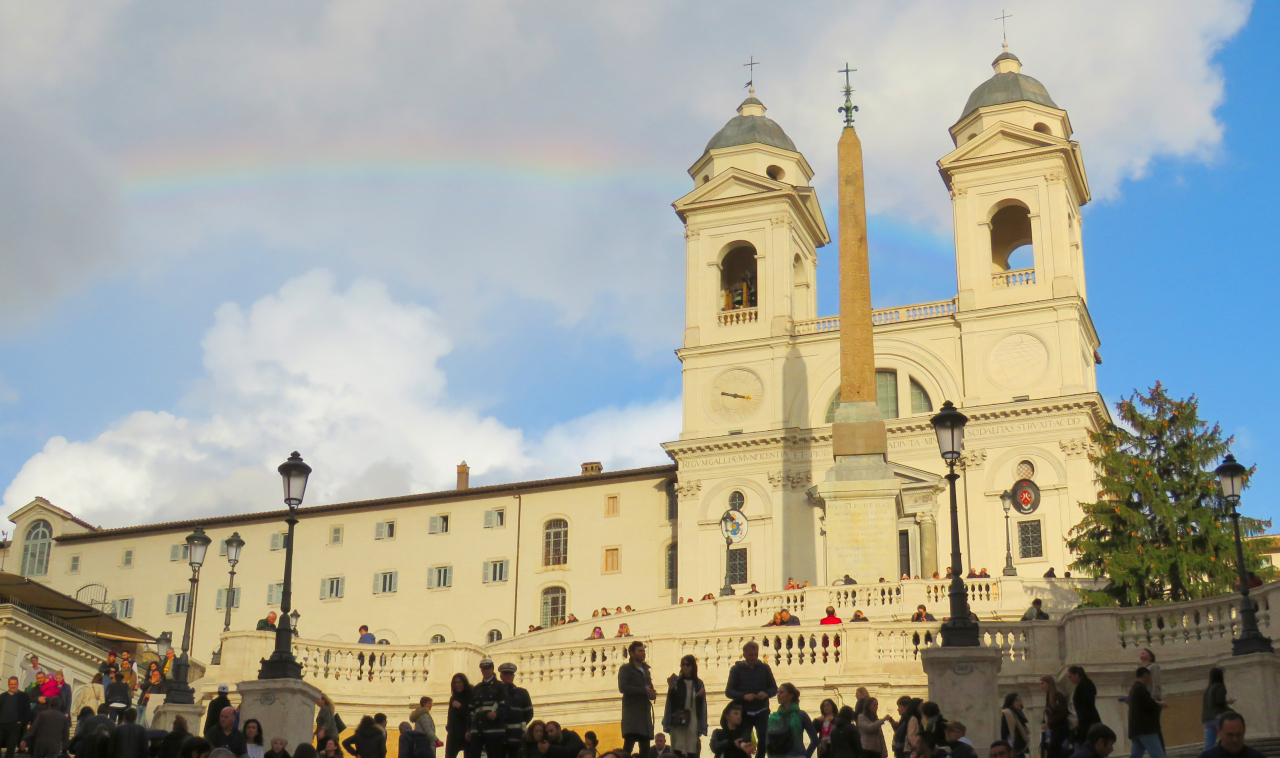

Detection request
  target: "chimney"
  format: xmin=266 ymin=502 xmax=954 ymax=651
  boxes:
xmin=581 ymin=461 xmax=603 ymax=476
xmin=456 ymin=461 xmax=470 ymax=490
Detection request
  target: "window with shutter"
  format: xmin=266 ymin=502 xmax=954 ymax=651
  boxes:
xmin=430 ymin=515 xmax=450 ymax=534
xmin=427 ymin=569 xmax=436 ymax=589
xmin=170 ymin=545 xmax=180 ymax=562
xmin=270 ymin=533 xmax=282 ymax=551
xmin=216 ymin=588 xmax=226 ymax=609
xmin=445 ymin=566 xmax=453 ymax=587
xmin=219 ymin=540 xmax=228 ymax=556
xmin=330 ymin=526 xmax=343 ymax=545
xmin=69 ymin=555 xmax=80 ymax=573
xmin=482 ymin=562 xmax=491 ymax=583
xmin=337 ymin=577 xmax=345 ymax=598
xmin=375 ymin=522 xmax=386 ymax=540
xmin=386 ymin=521 xmax=396 ymax=539
xmin=605 ymin=495 xmax=620 ymax=517
xmin=122 ymin=549 xmax=134 ymax=568
xmin=484 ymin=511 xmax=494 ymax=529
xmin=166 ymin=594 xmax=175 ymax=614
xmin=603 ymin=547 xmax=620 ymax=574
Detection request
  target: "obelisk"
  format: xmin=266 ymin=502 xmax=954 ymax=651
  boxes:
xmin=818 ymin=67 xmax=902 ymax=584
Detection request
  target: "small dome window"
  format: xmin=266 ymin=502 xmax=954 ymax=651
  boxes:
xmin=1033 ymin=123 xmax=1051 ymax=135
xmin=766 ymin=165 xmax=785 ymax=181
xmin=966 ymin=133 xmax=977 ymax=143
xmin=429 ymin=634 xmax=446 ymax=644
xmin=702 ymin=174 xmax=710 ymax=184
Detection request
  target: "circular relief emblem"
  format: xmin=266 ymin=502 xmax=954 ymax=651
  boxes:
xmin=1011 ymin=478 xmax=1040 ymax=515
xmin=986 ymin=333 xmax=1049 ymax=389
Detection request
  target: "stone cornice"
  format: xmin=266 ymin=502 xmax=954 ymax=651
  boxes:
xmin=0 ymin=606 xmax=108 ymax=663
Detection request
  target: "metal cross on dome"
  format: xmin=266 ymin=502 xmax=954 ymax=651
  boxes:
xmin=744 ymin=55 xmax=760 ymax=89
xmin=995 ymin=9 xmax=1013 ymax=44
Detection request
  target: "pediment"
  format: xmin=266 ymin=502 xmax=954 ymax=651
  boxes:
xmin=941 ymin=123 xmax=1060 ymax=166
xmin=674 ymin=168 xmax=787 ymax=209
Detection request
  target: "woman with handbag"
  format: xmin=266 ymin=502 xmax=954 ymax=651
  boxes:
xmin=662 ymin=655 xmax=707 ymax=758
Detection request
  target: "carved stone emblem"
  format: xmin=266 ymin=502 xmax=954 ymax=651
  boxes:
xmin=676 ymin=480 xmax=702 ymax=499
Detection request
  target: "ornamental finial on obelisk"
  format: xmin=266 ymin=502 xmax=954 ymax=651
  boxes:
xmin=838 ymin=63 xmax=858 ymax=128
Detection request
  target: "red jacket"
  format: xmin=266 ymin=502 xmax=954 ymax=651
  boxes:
xmin=820 ymin=615 xmax=842 ymax=625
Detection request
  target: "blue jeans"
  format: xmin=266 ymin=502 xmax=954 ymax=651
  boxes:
xmin=1204 ymin=722 xmax=1218 ymax=751
xmin=1130 ymin=734 xmax=1165 ymax=758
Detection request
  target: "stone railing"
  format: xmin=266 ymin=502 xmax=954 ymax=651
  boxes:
xmin=993 ymin=268 xmax=1035 ymax=288
xmin=719 ymin=308 xmax=758 ymax=325
xmin=793 ymin=298 xmax=958 ymax=335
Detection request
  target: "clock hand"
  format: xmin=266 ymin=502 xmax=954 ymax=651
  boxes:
xmin=721 ymin=392 xmax=746 ymax=399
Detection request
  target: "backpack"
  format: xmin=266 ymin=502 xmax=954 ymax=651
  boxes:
xmin=766 ymin=711 xmax=794 ymax=755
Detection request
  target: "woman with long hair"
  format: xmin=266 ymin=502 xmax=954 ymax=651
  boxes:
xmin=314 ymin=694 xmax=341 ymax=749
xmin=828 ymin=706 xmax=861 ymax=758
xmin=768 ymin=683 xmax=815 ymax=758
xmin=319 ymin=738 xmax=342 ymax=758
xmin=814 ymin=699 xmax=838 ymax=756
xmin=857 ymin=698 xmax=890 ymax=758
xmin=587 ymin=627 xmax=604 ymax=640
xmin=446 ymin=674 xmax=473 ymax=758
xmin=1201 ymin=667 xmax=1235 ymax=750
xmin=1000 ymin=693 xmax=1030 ymax=758
xmin=243 ymin=719 xmax=266 ymax=758
xmin=1067 ymin=666 xmax=1099 ymax=743
xmin=521 ymin=721 xmax=549 ymax=758
xmin=892 ymin=697 xmax=921 ymax=758
xmin=1039 ymin=676 xmax=1069 ymax=758
xmin=662 ymin=655 xmax=707 ymax=758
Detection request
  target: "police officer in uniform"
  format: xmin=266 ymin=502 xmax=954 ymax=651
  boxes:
xmin=499 ymin=663 xmax=533 ymax=758
xmin=469 ymin=659 xmax=508 ymax=758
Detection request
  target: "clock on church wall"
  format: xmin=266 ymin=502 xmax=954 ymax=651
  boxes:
xmin=707 ymin=368 xmax=765 ymax=423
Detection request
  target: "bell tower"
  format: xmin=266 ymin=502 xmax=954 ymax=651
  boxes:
xmin=940 ymin=47 xmax=1099 ymax=405
xmin=674 ymin=90 xmax=829 ymax=352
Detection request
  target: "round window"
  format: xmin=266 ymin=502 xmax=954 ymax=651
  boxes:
xmin=429 ymin=634 xmax=445 ymax=644
xmin=729 ymin=491 xmax=745 ymax=510
xmin=486 ymin=629 xmax=503 ymax=643
xmin=1016 ymin=460 xmax=1035 ymax=480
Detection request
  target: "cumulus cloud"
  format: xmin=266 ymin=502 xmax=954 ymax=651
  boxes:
xmin=2 ymin=271 xmax=678 ymax=525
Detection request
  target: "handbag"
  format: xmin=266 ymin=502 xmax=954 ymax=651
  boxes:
xmin=673 ymin=709 xmax=692 ymax=727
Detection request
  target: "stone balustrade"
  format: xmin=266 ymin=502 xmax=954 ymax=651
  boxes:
xmin=718 ymin=308 xmax=758 ymax=325
xmin=793 ymin=298 xmax=958 ymax=335
xmin=992 ymin=267 xmax=1035 ymax=288
xmin=197 ymin=581 xmax=1280 ymax=748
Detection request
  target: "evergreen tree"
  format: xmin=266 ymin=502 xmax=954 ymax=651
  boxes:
xmin=1067 ymin=382 xmax=1272 ymax=606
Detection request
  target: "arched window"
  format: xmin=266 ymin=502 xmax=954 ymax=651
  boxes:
xmin=791 ymin=255 xmax=811 ymax=320
xmin=486 ymin=629 xmax=503 ymax=643
xmin=728 ymin=491 xmax=745 ymax=510
xmin=721 ymin=245 xmax=758 ymax=311
xmin=21 ymin=520 xmax=52 ymax=577
xmin=990 ymin=203 xmax=1033 ymax=273
xmin=540 ymin=587 xmax=567 ymax=627
xmin=1016 ymin=460 xmax=1036 ymax=480
xmin=824 ymin=373 xmax=900 ymax=423
xmin=1033 ymin=122 xmax=1052 ymax=135
xmin=910 ymin=379 xmax=933 ymax=414
xmin=665 ymin=543 xmax=678 ymax=591
xmin=429 ymin=634 xmax=446 ymax=644
xmin=543 ymin=519 xmax=568 ymax=567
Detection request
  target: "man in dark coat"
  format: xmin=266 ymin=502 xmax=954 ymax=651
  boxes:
xmin=1128 ymin=668 xmax=1165 ymax=758
xmin=1067 ymin=667 xmax=1100 ymax=742
xmin=70 ymin=705 xmax=115 ymax=754
xmin=206 ymin=707 xmax=248 ymax=757
xmin=1198 ymin=712 xmax=1264 ymax=758
xmin=618 ymin=641 xmax=656 ymax=758
xmin=108 ymin=708 xmax=149 ymax=758
xmin=21 ymin=696 xmax=67 ymax=758
xmin=203 ymin=686 xmax=232 ymax=738
xmin=257 ymin=612 xmax=278 ymax=632
xmin=399 ymin=723 xmax=431 ymax=758
xmin=499 ymin=663 xmax=533 ymax=758
xmin=104 ymin=674 xmax=132 ymax=724
xmin=468 ymin=659 xmax=507 ymax=758
xmin=0 ymin=677 xmax=31 ymax=758
xmin=724 ymin=641 xmax=777 ymax=752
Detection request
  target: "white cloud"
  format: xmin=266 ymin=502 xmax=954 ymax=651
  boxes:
xmin=1 ymin=271 xmax=678 ymax=526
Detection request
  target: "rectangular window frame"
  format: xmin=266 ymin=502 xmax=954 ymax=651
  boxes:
xmin=329 ymin=525 xmax=344 ymax=546
xmin=373 ymin=570 xmax=399 ymax=595
xmin=267 ymin=583 xmax=284 ymax=605
xmin=483 ymin=509 xmax=506 ymax=529
xmin=112 ymin=598 xmax=134 ymax=619
xmin=602 ymin=546 xmax=621 ymax=574
xmin=375 ymin=521 xmax=397 ymax=540
xmin=727 ymin=546 xmax=748 ymax=586
xmin=605 ymin=494 xmax=620 ymax=518
xmin=166 ymin=592 xmax=190 ymax=615
xmin=428 ymin=565 xmax=453 ymax=590
xmin=429 ymin=514 xmax=451 ymax=535
xmin=320 ymin=575 xmax=346 ymax=600
xmin=482 ymin=559 xmax=510 ymax=584
xmin=215 ymin=586 xmax=242 ymax=610
xmin=1016 ymin=518 xmax=1045 ymax=561
xmin=270 ymin=532 xmax=288 ymax=551
xmin=169 ymin=544 xmax=190 ymax=562
xmin=122 ymin=548 xmax=135 ymax=568
xmin=69 ymin=555 xmax=81 ymax=574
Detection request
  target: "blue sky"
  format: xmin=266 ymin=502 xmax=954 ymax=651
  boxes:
xmin=0 ymin=1 xmax=1272 ymax=528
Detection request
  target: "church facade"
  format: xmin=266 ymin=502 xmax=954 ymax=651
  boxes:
xmin=5 ymin=49 xmax=1107 ymax=651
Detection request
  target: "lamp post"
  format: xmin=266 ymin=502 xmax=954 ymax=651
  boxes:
xmin=719 ymin=508 xmax=747 ymax=596
xmin=259 ymin=451 xmax=312 ymax=679
xmin=289 ymin=609 xmax=300 ymax=637
xmin=930 ymin=401 xmax=979 ymax=647
xmin=1215 ymin=454 xmax=1274 ymax=656
xmin=210 ymin=532 xmax=245 ymax=665
xmin=167 ymin=526 xmax=212 ymax=704
xmin=1000 ymin=491 xmax=1017 ymax=576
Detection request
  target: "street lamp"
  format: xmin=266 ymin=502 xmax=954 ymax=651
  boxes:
xmin=167 ymin=526 xmax=212 ymax=704
xmin=210 ymin=532 xmax=245 ymax=665
xmin=1000 ymin=491 xmax=1017 ymax=576
xmin=719 ymin=508 xmax=747 ymax=596
xmin=1215 ymin=454 xmax=1273 ymax=656
xmin=930 ymin=401 xmax=979 ymax=647
xmin=289 ymin=609 xmax=301 ymax=637
xmin=259 ymin=452 xmax=311 ymax=679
